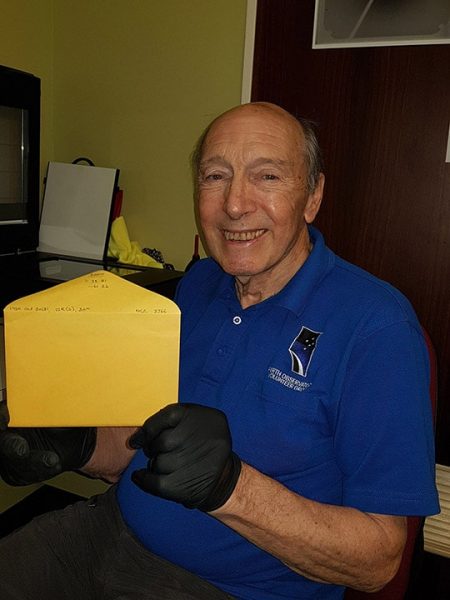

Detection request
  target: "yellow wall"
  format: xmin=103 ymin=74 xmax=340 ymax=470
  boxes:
xmin=0 ymin=0 xmax=246 ymax=269
xmin=52 ymin=0 xmax=247 ymax=269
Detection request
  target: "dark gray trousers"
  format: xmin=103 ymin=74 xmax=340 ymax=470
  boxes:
xmin=0 ymin=486 xmax=233 ymax=599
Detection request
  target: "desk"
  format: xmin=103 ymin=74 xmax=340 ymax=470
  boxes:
xmin=0 ymin=253 xmax=183 ymax=310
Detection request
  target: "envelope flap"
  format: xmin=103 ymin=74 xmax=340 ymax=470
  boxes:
xmin=4 ymin=270 xmax=180 ymax=316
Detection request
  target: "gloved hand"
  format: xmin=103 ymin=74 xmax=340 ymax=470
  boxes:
xmin=0 ymin=401 xmax=96 ymax=486
xmin=130 ymin=403 xmax=241 ymax=512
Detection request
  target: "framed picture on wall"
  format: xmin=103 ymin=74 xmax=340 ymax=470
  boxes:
xmin=313 ymin=0 xmax=450 ymax=48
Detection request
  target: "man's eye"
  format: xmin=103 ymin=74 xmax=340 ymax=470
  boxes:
xmin=262 ymin=173 xmax=278 ymax=181
xmin=202 ymin=173 xmax=224 ymax=182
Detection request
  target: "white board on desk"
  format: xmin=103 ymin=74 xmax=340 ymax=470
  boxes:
xmin=38 ymin=162 xmax=119 ymax=260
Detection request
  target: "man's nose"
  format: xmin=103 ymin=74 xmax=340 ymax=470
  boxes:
xmin=223 ymin=176 xmax=255 ymax=219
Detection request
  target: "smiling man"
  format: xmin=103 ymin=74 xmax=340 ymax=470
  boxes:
xmin=0 ymin=103 xmax=439 ymax=600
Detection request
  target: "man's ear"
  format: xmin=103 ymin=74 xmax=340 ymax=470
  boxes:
xmin=304 ymin=173 xmax=325 ymax=224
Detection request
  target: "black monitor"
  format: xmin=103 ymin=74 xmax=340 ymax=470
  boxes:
xmin=0 ymin=65 xmax=40 ymax=254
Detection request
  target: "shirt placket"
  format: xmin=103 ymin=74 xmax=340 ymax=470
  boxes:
xmin=199 ymin=309 xmax=251 ymax=385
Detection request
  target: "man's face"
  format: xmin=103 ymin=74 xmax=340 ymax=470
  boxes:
xmin=197 ymin=104 xmax=323 ymax=288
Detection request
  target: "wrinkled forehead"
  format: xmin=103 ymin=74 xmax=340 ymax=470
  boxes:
xmin=202 ymin=104 xmax=305 ymax=163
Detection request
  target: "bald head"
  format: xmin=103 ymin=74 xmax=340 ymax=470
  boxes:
xmin=192 ymin=102 xmax=323 ymax=194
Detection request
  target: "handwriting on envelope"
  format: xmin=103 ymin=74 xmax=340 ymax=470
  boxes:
xmin=4 ymin=270 xmax=180 ymax=426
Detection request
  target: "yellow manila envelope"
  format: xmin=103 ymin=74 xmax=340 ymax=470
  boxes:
xmin=4 ymin=270 xmax=180 ymax=426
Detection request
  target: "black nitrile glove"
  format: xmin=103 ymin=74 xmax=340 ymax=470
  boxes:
xmin=0 ymin=401 xmax=96 ymax=486
xmin=130 ymin=403 xmax=241 ymax=512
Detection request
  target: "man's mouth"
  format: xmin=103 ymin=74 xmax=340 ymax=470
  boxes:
xmin=223 ymin=229 xmax=265 ymax=241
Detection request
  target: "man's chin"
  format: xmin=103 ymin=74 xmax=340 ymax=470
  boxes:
xmin=219 ymin=261 xmax=260 ymax=278
xmin=210 ymin=250 xmax=267 ymax=278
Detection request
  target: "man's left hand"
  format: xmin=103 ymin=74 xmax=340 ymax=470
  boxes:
xmin=130 ymin=403 xmax=241 ymax=512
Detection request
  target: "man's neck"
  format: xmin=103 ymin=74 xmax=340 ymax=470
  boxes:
xmin=234 ymin=242 xmax=313 ymax=309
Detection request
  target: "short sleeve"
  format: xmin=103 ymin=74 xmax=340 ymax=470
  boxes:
xmin=335 ymin=320 xmax=439 ymax=516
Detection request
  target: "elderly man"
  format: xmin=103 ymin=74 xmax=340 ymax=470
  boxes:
xmin=0 ymin=103 xmax=439 ymax=600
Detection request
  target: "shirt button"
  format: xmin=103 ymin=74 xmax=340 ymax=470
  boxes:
xmin=233 ymin=316 xmax=242 ymax=325
xmin=217 ymin=347 xmax=225 ymax=356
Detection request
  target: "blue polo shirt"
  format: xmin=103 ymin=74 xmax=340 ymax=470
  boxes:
xmin=117 ymin=227 xmax=439 ymax=600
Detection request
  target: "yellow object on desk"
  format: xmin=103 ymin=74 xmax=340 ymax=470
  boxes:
xmin=108 ymin=216 xmax=163 ymax=268
xmin=4 ymin=270 xmax=180 ymax=426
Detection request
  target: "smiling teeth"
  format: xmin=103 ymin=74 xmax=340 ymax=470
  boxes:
xmin=224 ymin=229 xmax=265 ymax=241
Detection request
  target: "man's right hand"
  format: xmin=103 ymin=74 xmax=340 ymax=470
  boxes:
xmin=0 ymin=401 xmax=96 ymax=486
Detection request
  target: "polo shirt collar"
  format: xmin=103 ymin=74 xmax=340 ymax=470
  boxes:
xmin=272 ymin=226 xmax=335 ymax=316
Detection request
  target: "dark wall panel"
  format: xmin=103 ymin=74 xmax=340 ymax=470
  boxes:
xmin=252 ymin=0 xmax=450 ymax=463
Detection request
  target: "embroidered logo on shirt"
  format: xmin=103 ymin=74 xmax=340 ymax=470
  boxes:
xmin=267 ymin=367 xmax=311 ymax=392
xmin=289 ymin=326 xmax=322 ymax=377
